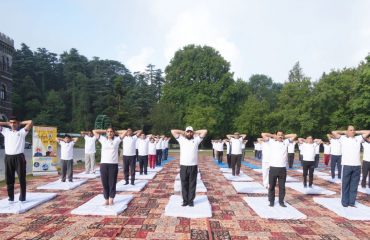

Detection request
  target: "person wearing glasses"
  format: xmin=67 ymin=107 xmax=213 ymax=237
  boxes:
xmin=0 ymin=116 xmax=33 ymax=203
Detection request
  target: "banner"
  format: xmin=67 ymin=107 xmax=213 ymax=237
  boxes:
xmin=32 ymin=126 xmax=58 ymax=175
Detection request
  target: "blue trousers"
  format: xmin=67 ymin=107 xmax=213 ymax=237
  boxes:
xmin=331 ymin=155 xmax=342 ymax=179
xmin=341 ymin=165 xmax=361 ymax=207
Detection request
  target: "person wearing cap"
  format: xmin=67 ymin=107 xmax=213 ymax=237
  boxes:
xmin=331 ymin=126 xmax=370 ymax=207
xmin=118 ymin=128 xmax=143 ymax=185
xmin=0 ymin=117 xmax=33 ymax=203
xmin=226 ymin=132 xmax=247 ymax=176
xmin=261 ymin=131 xmax=297 ymax=207
xmin=171 ymin=126 xmax=207 ymax=207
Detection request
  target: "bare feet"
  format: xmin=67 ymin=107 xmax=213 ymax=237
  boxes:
xmin=104 ymin=199 xmax=109 ymax=206
xmin=109 ymin=198 xmax=114 ymax=206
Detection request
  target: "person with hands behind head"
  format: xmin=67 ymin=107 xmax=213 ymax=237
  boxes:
xmin=171 ymin=126 xmax=207 ymax=207
xmin=226 ymin=132 xmax=247 ymax=176
xmin=56 ymin=134 xmax=79 ymax=182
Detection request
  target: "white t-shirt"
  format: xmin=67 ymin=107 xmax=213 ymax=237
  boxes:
xmin=176 ymin=135 xmax=203 ymax=166
xmin=255 ymin=143 xmax=261 ymax=151
xmin=314 ymin=144 xmax=320 ymax=154
xmin=226 ymin=142 xmax=231 ymax=154
xmin=122 ymin=135 xmax=137 ymax=156
xmin=288 ymin=142 xmax=296 ymax=153
xmin=1 ymin=127 xmax=28 ymax=155
xmin=330 ymin=138 xmax=342 ymax=156
xmin=268 ymin=138 xmax=291 ymax=167
xmin=300 ymin=143 xmax=317 ymax=161
xmin=137 ymin=138 xmax=149 ymax=156
xmin=148 ymin=141 xmax=157 ymax=155
xmin=58 ymin=141 xmax=75 ymax=160
xmin=99 ymin=136 xmax=121 ymax=164
xmin=162 ymin=139 xmax=169 ymax=149
xmin=230 ymin=137 xmax=243 ymax=155
xmin=84 ymin=135 xmax=97 ymax=154
xmin=362 ymin=142 xmax=370 ymax=162
xmin=215 ymin=142 xmax=224 ymax=152
xmin=261 ymin=141 xmax=271 ymax=163
xmin=242 ymin=142 xmax=246 ymax=150
xmin=323 ymin=144 xmax=331 ymax=154
xmin=339 ymin=135 xmax=364 ymax=166
xmin=156 ymin=139 xmax=163 ymax=150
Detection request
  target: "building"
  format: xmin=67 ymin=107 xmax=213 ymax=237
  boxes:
xmin=0 ymin=32 xmax=14 ymax=120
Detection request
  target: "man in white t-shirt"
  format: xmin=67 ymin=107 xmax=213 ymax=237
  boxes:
xmin=242 ymin=140 xmax=248 ymax=161
xmin=332 ymin=126 xmax=370 ymax=207
xmin=57 ymin=135 xmax=79 ymax=182
xmin=156 ymin=136 xmax=164 ymax=166
xmin=171 ymin=126 xmax=207 ymax=207
xmin=214 ymin=139 xmax=224 ymax=164
xmin=287 ymin=141 xmax=296 ymax=169
xmin=314 ymin=141 xmax=321 ymax=168
xmin=118 ymin=128 xmax=143 ymax=185
xmin=137 ymin=133 xmax=151 ymax=175
xmin=0 ymin=117 xmax=33 ymax=202
xmin=227 ymin=132 xmax=247 ymax=176
xmin=81 ymin=131 xmax=97 ymax=174
xmin=327 ymin=134 xmax=342 ymax=179
xmin=262 ymin=131 xmax=297 ymax=207
xmin=223 ymin=139 xmax=232 ymax=168
xmin=258 ymin=138 xmax=270 ymax=188
xmin=361 ymin=137 xmax=370 ymax=188
xmin=298 ymin=136 xmax=322 ymax=187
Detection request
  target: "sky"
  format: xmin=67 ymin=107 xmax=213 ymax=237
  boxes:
xmin=1 ymin=0 xmax=370 ymax=82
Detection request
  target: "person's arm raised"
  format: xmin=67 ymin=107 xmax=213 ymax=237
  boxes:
xmin=226 ymin=134 xmax=233 ymax=140
xmin=356 ymin=130 xmax=370 ymax=139
xmin=21 ymin=120 xmax=33 ymax=131
xmin=240 ymin=134 xmax=247 ymax=139
xmin=134 ymin=130 xmax=143 ymax=137
xmin=72 ymin=137 xmax=79 ymax=143
xmin=117 ymin=130 xmax=127 ymax=139
xmin=171 ymin=129 xmax=184 ymax=139
xmin=93 ymin=129 xmax=105 ymax=139
xmin=195 ymin=129 xmax=207 ymax=138
xmin=261 ymin=132 xmax=275 ymax=140
xmin=331 ymin=130 xmax=345 ymax=139
xmin=298 ymin=138 xmax=305 ymax=144
xmin=285 ymin=133 xmax=297 ymax=141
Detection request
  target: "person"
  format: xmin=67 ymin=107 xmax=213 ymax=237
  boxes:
xmin=256 ymin=141 xmax=262 ymax=160
xmin=227 ymin=132 xmax=247 ymax=176
xmin=155 ymin=135 xmax=164 ymax=166
xmin=0 ymin=117 xmax=32 ymax=202
xmin=258 ymin=138 xmax=270 ymax=188
xmin=287 ymin=141 xmax=296 ymax=168
xmin=327 ymin=134 xmax=342 ymax=179
xmin=254 ymin=141 xmax=258 ymax=159
xmin=148 ymin=136 xmax=158 ymax=169
xmin=331 ymin=126 xmax=370 ymax=207
xmin=298 ymin=136 xmax=322 ymax=188
xmin=314 ymin=141 xmax=321 ymax=168
xmin=33 ymin=147 xmax=43 ymax=157
xmin=162 ymin=136 xmax=170 ymax=161
xmin=361 ymin=136 xmax=370 ymax=188
xmin=45 ymin=145 xmax=56 ymax=157
xmin=242 ymin=140 xmax=248 ymax=161
xmin=57 ymin=135 xmax=79 ymax=182
xmin=136 ymin=133 xmax=151 ymax=175
xmin=171 ymin=126 xmax=207 ymax=207
xmin=261 ymin=131 xmax=297 ymax=207
xmin=215 ymin=139 xmax=224 ymax=164
xmin=224 ymin=139 xmax=232 ymax=168
xmin=118 ymin=128 xmax=142 ymax=185
xmin=93 ymin=128 xmax=123 ymax=205
xmin=323 ymin=142 xmax=331 ymax=166
xmin=81 ymin=130 xmax=97 ymax=174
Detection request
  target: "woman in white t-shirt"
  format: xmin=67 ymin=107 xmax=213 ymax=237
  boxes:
xmin=93 ymin=128 xmax=124 ymax=206
xmin=323 ymin=142 xmax=331 ymax=166
xmin=148 ymin=137 xmax=158 ymax=169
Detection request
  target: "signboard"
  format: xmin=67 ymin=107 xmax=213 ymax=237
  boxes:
xmin=32 ymin=126 xmax=58 ymax=175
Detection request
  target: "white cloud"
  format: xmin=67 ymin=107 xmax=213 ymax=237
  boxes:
xmin=126 ymin=47 xmax=155 ymax=73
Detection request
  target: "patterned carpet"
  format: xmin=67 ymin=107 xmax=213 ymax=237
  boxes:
xmin=0 ymin=154 xmax=369 ymax=240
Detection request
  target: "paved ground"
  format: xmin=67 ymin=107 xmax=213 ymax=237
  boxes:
xmin=0 ymin=153 xmax=369 ymax=240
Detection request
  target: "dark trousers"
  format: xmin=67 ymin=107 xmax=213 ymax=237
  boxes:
xmin=100 ymin=163 xmax=118 ymax=199
xmin=302 ymin=161 xmax=315 ymax=186
xmin=314 ymin=154 xmax=320 ymax=168
xmin=288 ymin=153 xmax=294 ymax=168
xmin=163 ymin=148 xmax=168 ymax=161
xmin=180 ymin=165 xmax=198 ymax=204
xmin=227 ymin=154 xmax=231 ymax=168
xmin=135 ymin=149 xmax=139 ymax=162
xmin=123 ymin=155 xmax=136 ymax=183
xmin=299 ymin=154 xmax=303 ymax=166
xmin=254 ymin=150 xmax=257 ymax=158
xmin=230 ymin=154 xmax=242 ymax=175
xmin=216 ymin=151 xmax=223 ymax=163
xmin=5 ymin=154 xmax=27 ymax=201
xmin=268 ymin=167 xmax=286 ymax=204
xmin=61 ymin=159 xmax=73 ymax=182
xmin=257 ymin=150 xmax=262 ymax=160
xmin=138 ymin=155 xmax=148 ymax=174
xmin=331 ymin=155 xmax=342 ymax=179
xmin=156 ymin=149 xmax=162 ymax=165
xmin=361 ymin=161 xmax=370 ymax=188
xmin=212 ymin=149 xmax=215 ymax=158
xmin=341 ymin=165 xmax=361 ymax=207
